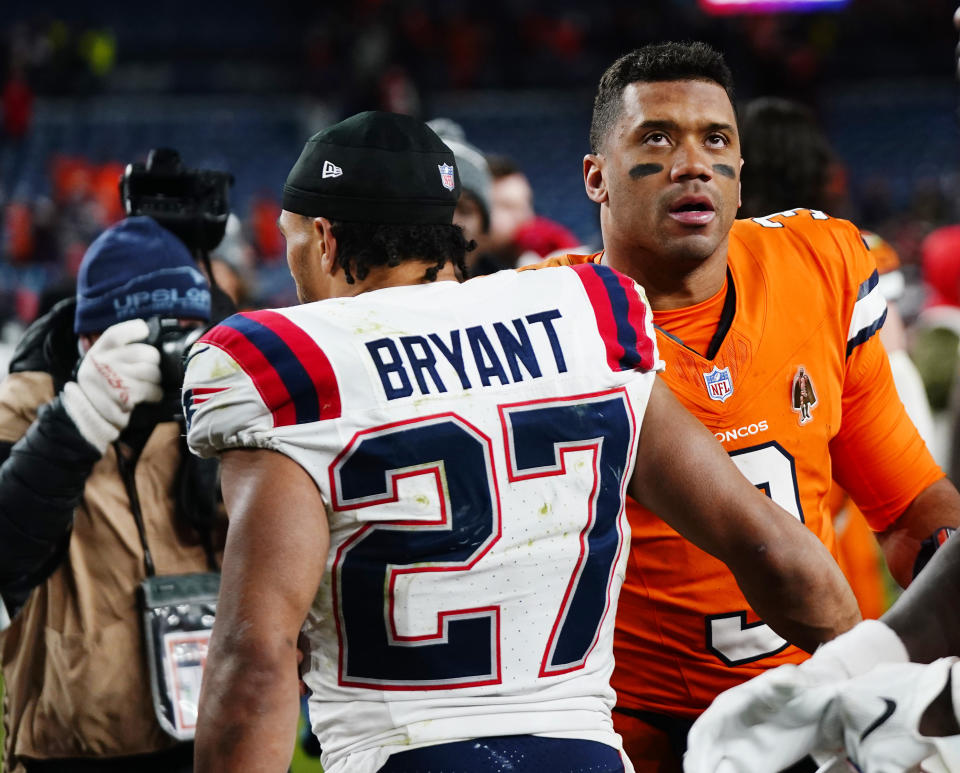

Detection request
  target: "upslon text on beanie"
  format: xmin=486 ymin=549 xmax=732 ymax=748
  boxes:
xmin=74 ymin=216 xmax=211 ymax=334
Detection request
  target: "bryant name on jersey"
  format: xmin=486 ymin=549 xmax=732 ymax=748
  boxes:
xmin=366 ymin=308 xmax=568 ymax=399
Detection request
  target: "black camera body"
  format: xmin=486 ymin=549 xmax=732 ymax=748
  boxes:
xmin=119 ymin=148 xmax=234 ymax=254
xmin=121 ymin=149 xmax=237 ymax=423
xmin=144 ymin=317 xmax=207 ymax=421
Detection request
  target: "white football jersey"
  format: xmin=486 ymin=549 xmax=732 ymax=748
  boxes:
xmin=184 ymin=265 xmax=663 ymax=773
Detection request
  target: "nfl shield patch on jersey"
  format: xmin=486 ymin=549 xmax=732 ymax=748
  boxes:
xmin=702 ymin=365 xmax=733 ymax=403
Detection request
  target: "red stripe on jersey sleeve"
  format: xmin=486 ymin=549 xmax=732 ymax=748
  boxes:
xmin=198 ymin=323 xmax=298 ymax=427
xmin=245 ymin=310 xmax=342 ymax=420
xmin=612 ymin=270 xmax=657 ymax=371
xmin=570 ymin=263 xmax=626 ymax=372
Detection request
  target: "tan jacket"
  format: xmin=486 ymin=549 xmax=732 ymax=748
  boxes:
xmin=0 ymin=370 xmax=213 ymax=770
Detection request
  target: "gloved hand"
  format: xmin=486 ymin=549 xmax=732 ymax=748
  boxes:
xmin=684 ymin=620 xmax=909 ymax=773
xmin=826 ymin=658 xmax=959 ymax=773
xmin=684 ymin=663 xmax=840 ymax=773
xmin=61 ymin=318 xmax=163 ymax=453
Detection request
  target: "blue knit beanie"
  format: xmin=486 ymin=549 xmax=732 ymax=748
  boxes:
xmin=74 ymin=216 xmax=211 ymax=334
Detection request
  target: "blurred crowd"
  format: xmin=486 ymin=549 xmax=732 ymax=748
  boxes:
xmin=3 ymin=1 xmax=953 ymax=97
xmin=0 ymin=133 xmax=590 ymax=373
xmin=4 ymin=1 xmax=960 ymax=477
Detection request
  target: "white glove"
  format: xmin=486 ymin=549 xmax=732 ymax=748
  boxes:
xmin=824 ymin=659 xmax=959 ymax=773
xmin=62 ymin=318 xmax=163 ymax=453
xmin=684 ymin=620 xmax=909 ymax=773
xmin=684 ymin=664 xmax=840 ymax=773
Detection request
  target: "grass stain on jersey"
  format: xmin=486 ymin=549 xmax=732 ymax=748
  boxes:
xmin=538 ymin=503 xmax=551 ymax=517
xmin=210 ymin=357 xmax=241 ymax=379
xmin=352 ymin=311 xmax=409 ymax=337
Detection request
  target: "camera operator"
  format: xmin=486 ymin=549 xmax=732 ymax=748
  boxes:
xmin=0 ymin=216 xmax=225 ymax=772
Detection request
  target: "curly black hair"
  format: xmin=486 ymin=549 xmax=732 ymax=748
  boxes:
xmin=739 ymin=97 xmax=835 ymax=219
xmin=590 ymin=41 xmax=735 ymax=154
xmin=330 ymin=221 xmax=473 ymax=284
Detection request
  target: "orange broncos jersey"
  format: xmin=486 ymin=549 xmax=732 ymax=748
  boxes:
xmin=535 ymin=209 xmax=943 ymax=719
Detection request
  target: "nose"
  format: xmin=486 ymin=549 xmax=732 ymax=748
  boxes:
xmin=669 ymin=140 xmax=713 ymax=183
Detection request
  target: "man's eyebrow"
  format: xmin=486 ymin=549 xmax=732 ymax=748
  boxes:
xmin=704 ymin=121 xmax=736 ymax=133
xmin=632 ymin=120 xmax=736 ymax=134
xmin=635 ymin=119 xmax=680 ymax=133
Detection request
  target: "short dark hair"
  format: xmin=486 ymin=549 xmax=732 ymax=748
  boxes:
xmin=485 ymin=154 xmax=523 ymax=181
xmin=330 ymin=221 xmax=473 ymax=284
xmin=590 ymin=41 xmax=735 ymax=153
xmin=739 ymin=97 xmax=834 ymax=218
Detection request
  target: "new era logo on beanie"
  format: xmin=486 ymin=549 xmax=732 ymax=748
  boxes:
xmin=282 ymin=111 xmax=459 ymax=225
xmin=74 ymin=216 xmax=212 ymax=334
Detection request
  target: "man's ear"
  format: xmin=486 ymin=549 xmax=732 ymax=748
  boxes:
xmin=738 ymin=157 xmax=744 ymax=209
xmin=313 ymin=217 xmax=339 ymax=276
xmin=584 ymin=153 xmax=607 ymax=205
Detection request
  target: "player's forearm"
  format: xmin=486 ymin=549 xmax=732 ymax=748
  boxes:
xmin=729 ymin=514 xmax=861 ymax=653
xmin=195 ymin=639 xmax=300 ymax=772
xmin=630 ymin=380 xmax=860 ymax=649
xmin=882 ymin=531 xmax=960 ymax=663
xmin=877 ymin=477 xmax=960 ymax=589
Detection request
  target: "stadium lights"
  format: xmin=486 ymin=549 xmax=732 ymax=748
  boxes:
xmin=699 ymin=0 xmax=849 ymax=14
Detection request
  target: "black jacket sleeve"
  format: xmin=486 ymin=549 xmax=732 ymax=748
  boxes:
xmin=0 ymin=395 xmax=101 ymax=614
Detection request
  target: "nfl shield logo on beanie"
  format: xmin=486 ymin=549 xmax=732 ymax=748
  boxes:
xmin=438 ymin=163 xmax=455 ymax=191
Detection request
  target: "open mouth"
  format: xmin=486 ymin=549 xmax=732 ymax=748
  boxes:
xmin=669 ymin=198 xmax=716 ymax=225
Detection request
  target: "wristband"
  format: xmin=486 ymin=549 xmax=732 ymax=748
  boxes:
xmin=913 ymin=527 xmax=955 ymax=580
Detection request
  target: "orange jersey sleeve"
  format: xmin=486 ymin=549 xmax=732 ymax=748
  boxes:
xmin=531 ymin=252 xmax=602 ymax=269
xmin=831 ymin=331 xmax=943 ymax=531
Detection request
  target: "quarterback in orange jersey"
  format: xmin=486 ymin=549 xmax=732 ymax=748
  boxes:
xmin=534 ymin=42 xmax=960 ymax=772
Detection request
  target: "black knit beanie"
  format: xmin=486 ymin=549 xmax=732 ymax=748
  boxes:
xmin=282 ymin=111 xmax=460 ymax=225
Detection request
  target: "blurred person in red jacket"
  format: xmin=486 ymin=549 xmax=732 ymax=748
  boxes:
xmin=0 ymin=62 xmax=33 ymax=200
xmin=483 ymin=154 xmax=580 ymax=273
xmin=2 ymin=65 xmax=33 ymax=141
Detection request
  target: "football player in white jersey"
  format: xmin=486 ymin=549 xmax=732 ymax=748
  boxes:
xmin=186 ymin=111 xmax=860 ymax=773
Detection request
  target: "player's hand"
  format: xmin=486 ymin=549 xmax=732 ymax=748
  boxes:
xmin=825 ymin=659 xmax=958 ymax=773
xmin=62 ymin=318 xmax=163 ymax=453
xmin=684 ymin=664 xmax=842 ymax=773
xmin=685 ymin=620 xmax=910 ymax=772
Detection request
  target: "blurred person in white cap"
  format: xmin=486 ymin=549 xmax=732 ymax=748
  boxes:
xmin=427 ymin=118 xmax=492 ymax=246
xmin=427 ymin=117 xmax=499 ymax=276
